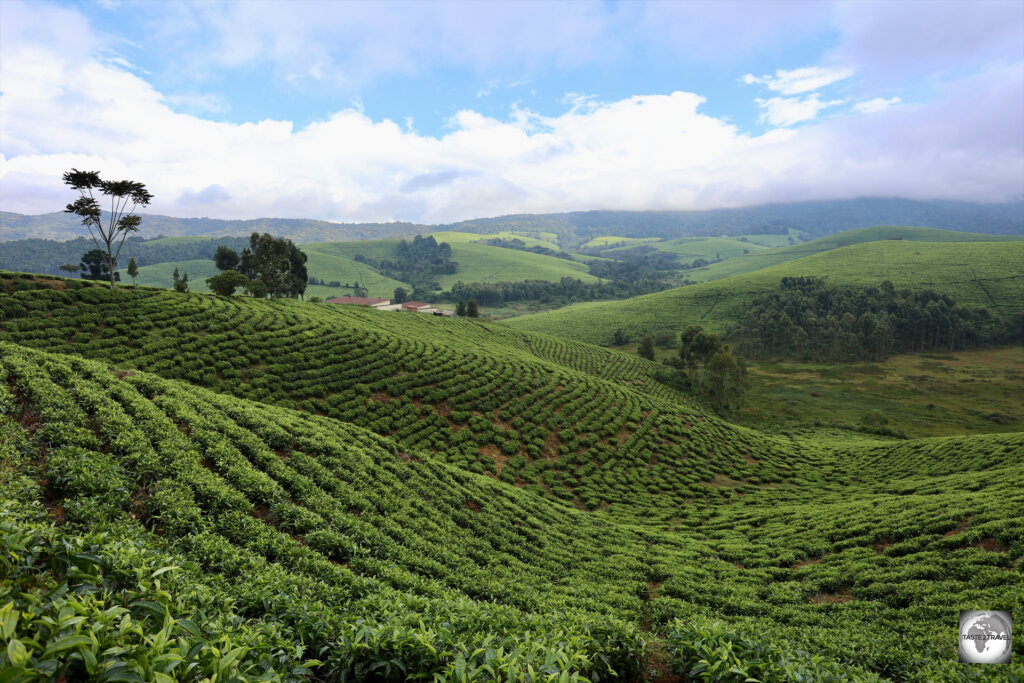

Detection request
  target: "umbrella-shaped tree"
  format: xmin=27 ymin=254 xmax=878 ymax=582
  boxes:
xmin=63 ymin=169 xmax=153 ymax=288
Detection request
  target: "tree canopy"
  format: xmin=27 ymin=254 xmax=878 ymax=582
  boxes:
xmin=238 ymin=233 xmax=308 ymax=299
xmin=62 ymin=168 xmax=152 ymax=288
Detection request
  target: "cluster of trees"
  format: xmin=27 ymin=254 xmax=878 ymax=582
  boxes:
xmin=355 ymin=235 xmax=456 ymax=291
xmin=442 ymin=276 xmax=669 ymax=307
xmin=172 ymin=267 xmax=189 ymax=293
xmin=455 ymin=299 xmax=480 ymax=318
xmin=474 ymin=237 xmax=574 ymax=260
xmin=587 ymin=250 xmax=679 ymax=280
xmin=207 ymin=234 xmax=308 ymax=298
xmin=655 ymin=325 xmax=748 ymax=411
xmin=729 ymin=277 xmax=1023 ymax=361
xmin=0 ymin=235 xmax=253 ymax=276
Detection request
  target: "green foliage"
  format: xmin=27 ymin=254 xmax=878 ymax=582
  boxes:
xmin=214 ymin=245 xmax=240 ymax=271
xmin=354 ymin=234 xmax=456 ymax=291
xmin=637 ymin=336 xmax=655 ymax=361
xmin=205 ymin=270 xmax=250 ymax=297
xmin=731 ymin=277 xmax=1020 ymax=360
xmin=62 ymin=168 xmax=153 ymax=289
xmin=1 ymin=280 xmax=1023 ymax=681
xmin=444 ymin=277 xmax=669 ymax=307
xmin=171 ymin=268 xmax=188 ymax=293
xmin=239 ymin=233 xmax=308 ymax=299
xmin=126 ymin=257 xmax=138 ymax=287
xmin=80 ymin=249 xmax=119 ymax=283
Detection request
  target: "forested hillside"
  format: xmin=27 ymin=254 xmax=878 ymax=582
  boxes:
xmin=4 ymin=197 xmax=1022 ymax=245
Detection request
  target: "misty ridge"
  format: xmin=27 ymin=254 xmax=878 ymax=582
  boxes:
xmin=3 ymin=197 xmax=1023 ymax=245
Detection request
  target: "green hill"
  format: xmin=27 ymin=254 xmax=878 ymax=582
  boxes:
xmin=118 ymin=258 xmax=222 ymax=292
xmin=306 ymin=233 xmax=600 ymax=291
xmin=606 ymin=236 xmax=769 ymax=261
xmin=504 ymin=238 xmax=1024 ymax=344
xmin=684 ymin=225 xmax=1024 ymax=284
xmin=0 ymin=279 xmax=781 ymax=515
xmin=3 ymin=319 xmax=1023 ymax=679
xmin=119 ymin=232 xmax=599 ymax=297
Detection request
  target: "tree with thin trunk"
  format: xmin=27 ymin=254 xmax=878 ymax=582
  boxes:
xmin=127 ymin=257 xmax=139 ymax=287
xmin=62 ymin=169 xmax=153 ymax=289
xmin=58 ymin=263 xmax=80 ymax=278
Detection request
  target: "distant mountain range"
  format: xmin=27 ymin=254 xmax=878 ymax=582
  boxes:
xmin=3 ymin=197 xmax=1022 ymax=244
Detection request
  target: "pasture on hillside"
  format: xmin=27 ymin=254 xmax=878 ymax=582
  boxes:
xmin=504 ymin=239 xmax=1024 ymax=344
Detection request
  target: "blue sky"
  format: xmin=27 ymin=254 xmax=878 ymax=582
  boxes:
xmin=1 ymin=0 xmax=1022 ymax=223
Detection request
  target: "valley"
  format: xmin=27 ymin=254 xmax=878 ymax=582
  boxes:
xmin=1 ymin=211 xmax=1022 ymax=681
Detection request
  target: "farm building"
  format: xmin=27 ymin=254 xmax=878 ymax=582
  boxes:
xmin=325 ymin=296 xmax=391 ymax=308
xmin=402 ymin=302 xmax=438 ymax=314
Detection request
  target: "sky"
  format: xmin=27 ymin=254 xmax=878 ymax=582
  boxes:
xmin=1 ymin=0 xmax=1022 ymax=224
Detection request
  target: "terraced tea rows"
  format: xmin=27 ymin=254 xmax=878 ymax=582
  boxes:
xmin=2 ymin=342 xmax=1021 ymax=680
xmin=0 ymin=342 xmax=647 ymax=680
xmin=0 ymin=283 xmax=800 ymax=513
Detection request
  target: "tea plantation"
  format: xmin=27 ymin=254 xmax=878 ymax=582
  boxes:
xmin=1 ymin=274 xmax=1022 ymax=681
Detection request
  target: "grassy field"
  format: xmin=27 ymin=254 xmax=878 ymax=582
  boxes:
xmin=117 ymin=230 xmax=596 ymax=298
xmin=733 ymin=229 xmax=806 ymax=247
xmin=683 ymin=225 xmax=1024 ymax=284
xmin=1 ymin=274 xmax=1022 ymax=680
xmin=581 ymin=235 xmax=662 ymax=248
xmin=738 ymin=347 xmax=1024 ymax=438
xmin=306 ymin=233 xmax=600 ymax=291
xmin=504 ymin=237 xmax=1024 ymax=344
xmin=452 ymin=230 xmax=564 ymax=251
xmin=613 ymin=236 xmax=769 ymax=261
xmin=117 ymin=258 xmax=220 ymax=292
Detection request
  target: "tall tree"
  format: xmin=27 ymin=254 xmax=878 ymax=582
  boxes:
xmin=393 ymin=287 xmax=408 ymax=304
xmin=455 ymin=300 xmax=467 ymax=317
xmin=62 ymin=169 xmax=153 ymax=288
xmin=239 ymin=233 xmax=308 ymax=298
xmin=287 ymin=242 xmax=308 ymax=299
xmin=58 ymin=263 xmax=80 ymax=277
xmin=467 ymin=299 xmax=479 ymax=318
xmin=126 ymin=257 xmax=139 ymax=287
xmin=172 ymin=268 xmax=189 ymax=293
xmin=214 ymin=245 xmax=240 ymax=271
xmin=638 ymin=335 xmax=655 ymax=361
xmin=703 ymin=348 xmax=747 ymax=411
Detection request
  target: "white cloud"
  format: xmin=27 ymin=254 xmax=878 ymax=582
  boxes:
xmin=164 ymin=92 xmax=230 ymax=116
xmin=829 ymin=0 xmax=1024 ymax=87
xmin=0 ymin=1 xmax=1021 ymax=226
xmin=853 ymin=96 xmax=901 ymax=114
xmin=755 ymin=95 xmax=845 ymax=127
xmin=743 ymin=66 xmax=855 ymax=95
